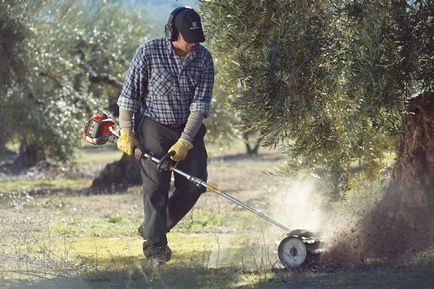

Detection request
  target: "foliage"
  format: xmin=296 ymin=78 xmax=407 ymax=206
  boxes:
xmin=200 ymin=0 xmax=434 ymax=197
xmin=331 ymin=0 xmax=433 ymax=192
xmin=203 ymin=52 xmax=240 ymax=146
xmin=0 ymin=0 xmax=152 ymax=163
xmin=200 ymin=2 xmax=265 ymax=149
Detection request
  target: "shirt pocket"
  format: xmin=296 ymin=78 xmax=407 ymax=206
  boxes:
xmin=151 ymin=70 xmax=174 ymax=97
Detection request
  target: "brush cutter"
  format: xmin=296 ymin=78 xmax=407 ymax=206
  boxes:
xmin=83 ymin=111 xmax=323 ymax=268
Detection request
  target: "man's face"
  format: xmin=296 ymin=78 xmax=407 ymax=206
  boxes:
xmin=173 ymin=32 xmax=196 ymax=54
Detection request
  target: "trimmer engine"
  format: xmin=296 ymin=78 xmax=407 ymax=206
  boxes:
xmin=83 ymin=111 xmax=116 ymax=145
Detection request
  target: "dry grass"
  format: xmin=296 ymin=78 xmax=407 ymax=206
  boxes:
xmin=1 ymin=142 xmax=434 ymax=289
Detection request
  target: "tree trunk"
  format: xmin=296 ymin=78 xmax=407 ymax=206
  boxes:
xmin=360 ymin=92 xmax=434 ymax=259
xmin=89 ymin=153 xmax=142 ymax=193
xmin=243 ymin=132 xmax=262 ymax=155
xmin=14 ymin=142 xmax=45 ymax=168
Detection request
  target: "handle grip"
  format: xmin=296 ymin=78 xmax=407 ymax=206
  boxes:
xmin=157 ymin=151 xmax=176 ymax=171
xmin=106 ymin=130 xmax=175 ymax=172
xmin=108 ymin=130 xmax=143 ymax=160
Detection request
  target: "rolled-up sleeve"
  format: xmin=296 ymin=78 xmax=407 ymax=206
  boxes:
xmin=117 ymin=47 xmax=147 ymax=112
xmin=190 ymin=56 xmax=214 ymax=117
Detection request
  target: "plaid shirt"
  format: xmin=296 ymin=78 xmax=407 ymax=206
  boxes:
xmin=117 ymin=37 xmax=214 ymax=126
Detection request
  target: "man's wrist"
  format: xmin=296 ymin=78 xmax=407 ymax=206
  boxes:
xmin=181 ymin=111 xmax=204 ymax=143
xmin=119 ymin=107 xmax=135 ymax=131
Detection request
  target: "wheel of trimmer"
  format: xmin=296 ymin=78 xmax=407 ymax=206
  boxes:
xmin=278 ymin=230 xmax=322 ymax=268
xmin=277 ymin=236 xmax=308 ymax=268
xmin=288 ymin=229 xmax=315 ymax=238
xmin=304 ymin=248 xmax=320 ymax=266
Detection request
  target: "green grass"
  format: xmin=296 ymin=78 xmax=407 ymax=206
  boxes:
xmin=0 ymin=178 xmax=91 ymax=191
xmin=176 ymin=209 xmax=226 ymax=231
xmin=106 ymin=214 xmax=123 ymax=224
xmin=75 ymin=145 xmax=123 ymax=164
xmin=47 ymin=216 xmax=142 ymax=238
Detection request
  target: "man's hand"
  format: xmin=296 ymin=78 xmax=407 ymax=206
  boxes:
xmin=117 ymin=129 xmax=139 ymax=157
xmin=168 ymin=138 xmax=193 ymax=161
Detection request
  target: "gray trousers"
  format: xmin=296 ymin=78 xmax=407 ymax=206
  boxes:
xmin=137 ymin=117 xmax=207 ymax=249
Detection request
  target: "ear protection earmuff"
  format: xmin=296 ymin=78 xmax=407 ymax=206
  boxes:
xmin=164 ymin=6 xmax=192 ymax=41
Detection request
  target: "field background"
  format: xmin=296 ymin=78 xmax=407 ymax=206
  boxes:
xmin=1 ymin=142 xmax=433 ymax=289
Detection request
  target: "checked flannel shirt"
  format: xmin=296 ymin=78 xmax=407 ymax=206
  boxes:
xmin=117 ymin=37 xmax=214 ymax=127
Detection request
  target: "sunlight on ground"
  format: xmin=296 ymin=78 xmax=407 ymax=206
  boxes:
xmin=1 ymin=144 xmax=434 ymax=289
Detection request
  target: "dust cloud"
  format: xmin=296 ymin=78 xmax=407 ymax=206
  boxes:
xmin=263 ymin=172 xmax=434 ymax=268
xmin=266 ymin=173 xmax=361 ymax=249
xmin=206 ymin=171 xmax=433 ymax=270
xmin=203 ymin=173 xmax=366 ymax=269
xmin=268 ymin=174 xmax=324 ymax=234
xmin=264 ymin=170 xmax=434 ymax=268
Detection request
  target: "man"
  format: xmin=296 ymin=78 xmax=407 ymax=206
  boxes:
xmin=116 ymin=6 xmax=214 ymax=268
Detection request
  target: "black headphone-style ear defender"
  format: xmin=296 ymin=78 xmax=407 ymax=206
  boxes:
xmin=164 ymin=6 xmax=191 ymax=41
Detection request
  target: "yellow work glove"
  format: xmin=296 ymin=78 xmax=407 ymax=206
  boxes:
xmin=116 ymin=129 xmax=139 ymax=157
xmin=169 ymin=138 xmax=193 ymax=161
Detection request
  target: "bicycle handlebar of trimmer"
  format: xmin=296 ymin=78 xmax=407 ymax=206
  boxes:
xmin=107 ymin=129 xmax=212 ymax=191
xmin=106 ymin=129 xmax=292 ymax=232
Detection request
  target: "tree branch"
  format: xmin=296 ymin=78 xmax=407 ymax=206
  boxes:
xmin=38 ymin=72 xmax=63 ymax=88
xmin=77 ymin=45 xmax=122 ymax=90
xmin=26 ymin=92 xmax=43 ymax=106
xmin=88 ymin=73 xmax=122 ymax=90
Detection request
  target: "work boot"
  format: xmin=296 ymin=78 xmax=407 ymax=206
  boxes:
xmin=147 ymin=246 xmax=172 ymax=268
xmin=144 ymin=243 xmax=172 ymax=268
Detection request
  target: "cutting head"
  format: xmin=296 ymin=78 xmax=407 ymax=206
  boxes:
xmin=278 ymin=236 xmax=307 ymax=268
xmin=277 ymin=229 xmax=322 ymax=269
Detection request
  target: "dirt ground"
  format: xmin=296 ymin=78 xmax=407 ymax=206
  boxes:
xmin=1 ymin=144 xmax=434 ymax=289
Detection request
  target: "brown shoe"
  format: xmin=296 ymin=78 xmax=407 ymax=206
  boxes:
xmin=146 ymin=246 xmax=172 ymax=268
xmin=144 ymin=243 xmax=172 ymax=268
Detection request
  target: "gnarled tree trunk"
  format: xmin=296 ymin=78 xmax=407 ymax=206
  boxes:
xmin=14 ymin=142 xmax=45 ymax=168
xmin=243 ymin=132 xmax=263 ymax=156
xmin=89 ymin=154 xmax=142 ymax=193
xmin=360 ymin=92 xmax=434 ymax=259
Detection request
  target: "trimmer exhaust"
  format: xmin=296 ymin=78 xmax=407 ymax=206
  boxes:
xmin=83 ymin=111 xmax=323 ymax=269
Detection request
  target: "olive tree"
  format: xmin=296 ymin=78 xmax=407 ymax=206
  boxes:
xmin=0 ymin=0 xmax=152 ymax=167
xmin=200 ymin=0 xmax=433 ymax=197
xmin=201 ymin=0 xmax=434 ymax=259
xmin=200 ymin=0 xmax=349 ymax=194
